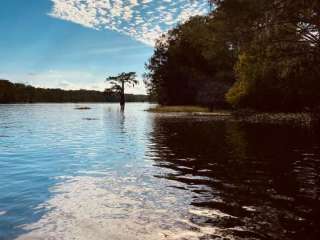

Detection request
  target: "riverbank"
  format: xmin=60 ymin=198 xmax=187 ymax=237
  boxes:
xmin=147 ymin=106 xmax=318 ymax=126
xmin=147 ymin=106 xmax=211 ymax=113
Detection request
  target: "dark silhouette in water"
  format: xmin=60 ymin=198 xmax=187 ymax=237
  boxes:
xmin=106 ymin=72 xmax=138 ymax=110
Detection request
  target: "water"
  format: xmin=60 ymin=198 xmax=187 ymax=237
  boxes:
xmin=0 ymin=103 xmax=319 ymax=240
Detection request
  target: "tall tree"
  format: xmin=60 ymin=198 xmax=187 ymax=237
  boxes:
xmin=144 ymin=15 xmax=236 ymax=107
xmin=106 ymin=72 xmax=138 ymax=110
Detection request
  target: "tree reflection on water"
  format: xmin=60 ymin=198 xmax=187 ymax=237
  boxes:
xmin=147 ymin=116 xmax=320 ymax=240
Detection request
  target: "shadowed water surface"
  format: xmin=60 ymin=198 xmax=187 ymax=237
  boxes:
xmin=0 ymin=103 xmax=319 ymax=240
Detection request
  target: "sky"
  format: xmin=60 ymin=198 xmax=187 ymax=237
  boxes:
xmin=0 ymin=0 xmax=208 ymax=94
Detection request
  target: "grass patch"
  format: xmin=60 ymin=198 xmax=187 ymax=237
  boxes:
xmin=147 ymin=105 xmax=210 ymax=113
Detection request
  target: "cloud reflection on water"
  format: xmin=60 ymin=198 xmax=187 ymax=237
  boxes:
xmin=4 ymin=105 xmax=319 ymax=240
xmin=17 ymin=171 xmax=231 ymax=240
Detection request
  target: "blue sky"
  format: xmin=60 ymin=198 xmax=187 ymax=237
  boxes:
xmin=0 ymin=0 xmax=207 ymax=93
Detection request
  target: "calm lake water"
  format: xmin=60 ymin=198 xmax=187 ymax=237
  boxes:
xmin=0 ymin=103 xmax=319 ymax=240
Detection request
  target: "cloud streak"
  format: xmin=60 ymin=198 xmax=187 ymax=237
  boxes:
xmin=49 ymin=0 xmax=208 ymax=46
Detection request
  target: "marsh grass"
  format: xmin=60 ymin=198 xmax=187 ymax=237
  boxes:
xmin=147 ymin=106 xmax=211 ymax=113
xmin=147 ymin=105 xmax=317 ymax=126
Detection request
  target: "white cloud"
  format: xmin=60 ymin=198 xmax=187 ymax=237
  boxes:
xmin=49 ymin=0 xmax=208 ymax=46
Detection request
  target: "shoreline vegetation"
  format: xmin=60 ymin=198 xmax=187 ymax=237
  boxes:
xmin=144 ymin=0 xmax=320 ymax=113
xmin=147 ymin=106 xmax=317 ymax=126
xmin=147 ymin=105 xmax=211 ymax=113
xmin=0 ymin=79 xmax=148 ymax=103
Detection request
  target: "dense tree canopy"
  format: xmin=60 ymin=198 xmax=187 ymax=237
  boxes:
xmin=144 ymin=15 xmax=236 ymax=108
xmin=221 ymin=0 xmax=320 ymax=111
xmin=145 ymin=0 xmax=320 ymax=111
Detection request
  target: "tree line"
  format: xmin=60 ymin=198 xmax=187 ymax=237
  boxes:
xmin=0 ymin=79 xmax=148 ymax=103
xmin=144 ymin=0 xmax=320 ymax=112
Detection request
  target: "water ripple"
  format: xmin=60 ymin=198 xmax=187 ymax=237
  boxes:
xmin=0 ymin=104 xmax=319 ymax=240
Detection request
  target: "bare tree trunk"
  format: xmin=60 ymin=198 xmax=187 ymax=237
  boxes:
xmin=120 ymin=81 xmax=125 ymax=111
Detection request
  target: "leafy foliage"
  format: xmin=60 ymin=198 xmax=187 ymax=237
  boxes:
xmin=217 ymin=0 xmax=320 ymax=111
xmin=106 ymin=72 xmax=138 ymax=93
xmin=146 ymin=0 xmax=320 ymax=111
xmin=144 ymin=15 xmax=236 ymax=108
xmin=106 ymin=72 xmax=138 ymax=107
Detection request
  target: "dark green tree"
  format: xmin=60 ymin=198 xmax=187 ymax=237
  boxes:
xmin=106 ymin=72 xmax=138 ymax=110
xmin=144 ymin=15 xmax=236 ymax=108
xmin=220 ymin=0 xmax=320 ymax=111
xmin=146 ymin=0 xmax=320 ymax=111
